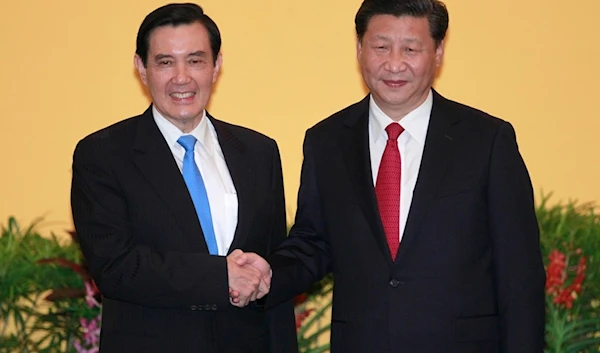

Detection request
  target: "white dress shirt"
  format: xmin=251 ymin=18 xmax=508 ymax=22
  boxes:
xmin=153 ymin=107 xmax=238 ymax=256
xmin=369 ymin=90 xmax=433 ymax=241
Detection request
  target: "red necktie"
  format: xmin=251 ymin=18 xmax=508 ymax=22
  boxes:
xmin=375 ymin=123 xmax=404 ymax=260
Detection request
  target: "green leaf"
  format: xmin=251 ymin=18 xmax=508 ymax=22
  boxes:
xmin=564 ymin=337 xmax=600 ymax=353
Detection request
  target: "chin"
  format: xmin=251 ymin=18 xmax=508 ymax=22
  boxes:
xmin=381 ymin=95 xmax=409 ymax=105
xmin=175 ymin=110 xmax=201 ymax=120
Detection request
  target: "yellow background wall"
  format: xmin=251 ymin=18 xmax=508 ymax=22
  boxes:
xmin=1 ymin=0 xmax=599 ymax=233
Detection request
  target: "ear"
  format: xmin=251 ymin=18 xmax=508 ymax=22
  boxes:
xmin=356 ymin=38 xmax=363 ymax=61
xmin=435 ymin=40 xmax=445 ymax=67
xmin=212 ymin=52 xmax=223 ymax=83
xmin=134 ymin=54 xmax=147 ymax=85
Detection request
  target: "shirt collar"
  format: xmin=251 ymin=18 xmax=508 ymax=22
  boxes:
xmin=369 ymin=89 xmax=433 ymax=145
xmin=152 ymin=106 xmax=216 ymax=156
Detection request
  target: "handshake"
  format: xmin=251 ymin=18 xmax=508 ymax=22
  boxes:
xmin=226 ymin=249 xmax=271 ymax=307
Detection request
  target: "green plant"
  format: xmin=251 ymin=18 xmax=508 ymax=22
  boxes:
xmin=0 ymin=217 xmax=96 ymax=352
xmin=538 ymin=196 xmax=600 ymax=352
xmin=295 ymin=274 xmax=333 ymax=353
xmin=3 ymin=192 xmax=599 ymax=353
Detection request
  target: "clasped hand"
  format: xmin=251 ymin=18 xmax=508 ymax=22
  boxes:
xmin=227 ymin=249 xmax=271 ymax=307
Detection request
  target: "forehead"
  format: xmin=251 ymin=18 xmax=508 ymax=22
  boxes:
xmin=365 ymin=15 xmax=432 ymax=41
xmin=147 ymin=22 xmax=211 ymax=55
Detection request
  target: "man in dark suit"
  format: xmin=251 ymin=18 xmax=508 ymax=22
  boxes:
xmin=233 ymin=0 xmax=546 ymax=352
xmin=70 ymin=3 xmax=297 ymax=353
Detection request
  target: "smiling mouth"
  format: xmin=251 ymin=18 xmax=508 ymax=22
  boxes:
xmin=383 ymin=80 xmax=408 ymax=87
xmin=170 ymin=92 xmax=195 ymax=99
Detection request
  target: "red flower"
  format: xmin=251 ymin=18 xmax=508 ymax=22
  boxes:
xmin=545 ymin=249 xmax=587 ymax=309
xmin=293 ymin=293 xmax=308 ymax=306
xmin=293 ymin=293 xmax=312 ymax=330
xmin=295 ymin=308 xmax=314 ymax=329
xmin=545 ymin=250 xmax=566 ymax=295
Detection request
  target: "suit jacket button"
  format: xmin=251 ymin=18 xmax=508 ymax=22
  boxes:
xmin=190 ymin=305 xmax=197 ymax=310
xmin=205 ymin=304 xmax=212 ymax=311
xmin=389 ymin=279 xmax=400 ymax=288
xmin=212 ymin=304 xmax=218 ymax=310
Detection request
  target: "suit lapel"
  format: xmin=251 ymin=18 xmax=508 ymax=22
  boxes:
xmin=130 ymin=107 xmax=208 ymax=251
xmin=209 ymin=115 xmax=255 ymax=253
xmin=339 ymin=96 xmax=393 ymax=263
xmin=396 ymin=91 xmax=460 ymax=262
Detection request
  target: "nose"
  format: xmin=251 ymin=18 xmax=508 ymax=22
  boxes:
xmin=172 ymin=63 xmax=192 ymax=85
xmin=384 ymin=50 xmax=407 ymax=73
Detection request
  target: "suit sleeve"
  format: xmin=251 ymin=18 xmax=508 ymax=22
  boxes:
xmin=264 ymin=140 xmax=299 ymax=353
xmin=267 ymin=131 xmax=332 ymax=307
xmin=266 ymin=140 xmax=288 ymax=254
xmin=71 ymin=137 xmax=230 ymax=310
xmin=487 ymin=122 xmax=546 ymax=352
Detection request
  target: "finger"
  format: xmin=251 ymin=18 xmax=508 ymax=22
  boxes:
xmin=234 ymin=254 xmax=248 ymax=266
xmin=262 ymin=274 xmax=272 ymax=288
xmin=236 ymin=295 xmax=250 ymax=307
xmin=239 ymin=278 xmax=259 ymax=304
xmin=252 ymin=280 xmax=266 ymax=301
xmin=229 ymin=249 xmax=243 ymax=258
xmin=229 ymin=249 xmax=246 ymax=265
xmin=251 ymin=282 xmax=263 ymax=301
xmin=258 ymin=278 xmax=269 ymax=294
xmin=256 ymin=280 xmax=269 ymax=299
xmin=230 ymin=298 xmax=244 ymax=307
xmin=247 ymin=278 xmax=260 ymax=302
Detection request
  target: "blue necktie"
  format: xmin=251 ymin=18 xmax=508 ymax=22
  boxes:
xmin=177 ymin=135 xmax=219 ymax=255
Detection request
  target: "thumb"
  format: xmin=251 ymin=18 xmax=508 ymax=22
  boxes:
xmin=229 ymin=249 xmax=247 ymax=266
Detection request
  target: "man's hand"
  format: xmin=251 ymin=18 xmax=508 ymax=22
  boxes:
xmin=227 ymin=250 xmax=271 ymax=307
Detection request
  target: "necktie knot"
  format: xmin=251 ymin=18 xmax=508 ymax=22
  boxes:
xmin=178 ymin=135 xmax=197 ymax=152
xmin=386 ymin=123 xmax=404 ymax=141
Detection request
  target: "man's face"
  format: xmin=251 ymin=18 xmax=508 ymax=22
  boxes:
xmin=357 ymin=15 xmax=443 ymax=120
xmin=135 ymin=22 xmax=221 ymax=130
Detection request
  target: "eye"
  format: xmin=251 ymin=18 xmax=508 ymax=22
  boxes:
xmin=404 ymin=47 xmax=423 ymax=55
xmin=188 ymin=58 xmax=206 ymax=66
xmin=158 ymin=60 xmax=172 ymax=66
xmin=404 ymin=47 xmax=423 ymax=54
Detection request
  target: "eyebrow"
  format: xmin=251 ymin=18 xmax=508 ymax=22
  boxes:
xmin=188 ymin=50 xmax=209 ymax=58
xmin=371 ymin=35 xmax=423 ymax=45
xmin=153 ymin=51 xmax=209 ymax=61
xmin=154 ymin=54 xmax=174 ymax=61
xmin=372 ymin=34 xmax=392 ymax=42
xmin=402 ymin=38 xmax=422 ymax=45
